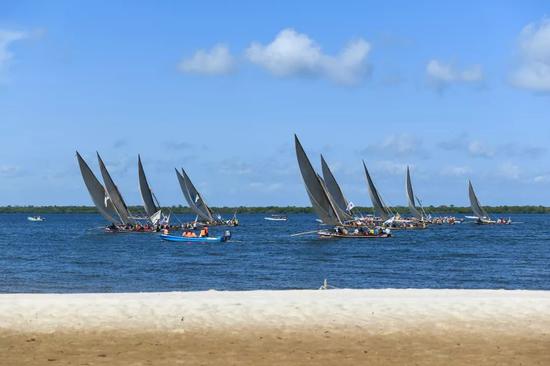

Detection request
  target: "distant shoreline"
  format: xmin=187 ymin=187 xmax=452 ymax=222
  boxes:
xmin=1 ymin=205 xmax=550 ymax=214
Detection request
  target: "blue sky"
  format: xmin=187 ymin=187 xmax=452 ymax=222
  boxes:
xmin=1 ymin=1 xmax=550 ymax=207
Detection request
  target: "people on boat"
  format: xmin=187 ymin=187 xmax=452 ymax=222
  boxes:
xmin=182 ymin=230 xmax=197 ymax=238
xmin=199 ymin=226 xmax=209 ymax=237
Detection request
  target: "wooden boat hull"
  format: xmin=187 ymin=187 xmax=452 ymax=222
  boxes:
xmin=160 ymin=234 xmax=229 ymax=243
xmin=318 ymin=231 xmax=391 ymax=239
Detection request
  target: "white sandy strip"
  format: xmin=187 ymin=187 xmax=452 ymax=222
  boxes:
xmin=0 ymin=289 xmax=549 ymax=334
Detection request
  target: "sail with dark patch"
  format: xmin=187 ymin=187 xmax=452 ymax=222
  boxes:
xmin=468 ymin=180 xmax=490 ymax=220
xmin=97 ymin=153 xmax=135 ymax=225
xmin=138 ymin=155 xmax=159 ymax=218
xmin=76 ymin=152 xmax=121 ymax=224
xmin=406 ymin=166 xmax=423 ymax=219
xmin=363 ymin=162 xmax=391 ymax=220
xmin=320 ymin=155 xmax=353 ymax=221
xmin=175 ymin=168 xmax=215 ymax=222
xmin=295 ymin=135 xmax=343 ymax=226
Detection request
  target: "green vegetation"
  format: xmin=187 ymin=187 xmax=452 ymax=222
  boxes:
xmin=1 ymin=205 xmax=550 ymax=214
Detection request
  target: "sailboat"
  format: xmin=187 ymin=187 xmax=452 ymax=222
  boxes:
xmin=295 ymin=135 xmax=390 ymax=239
xmin=175 ymin=168 xmax=238 ymax=227
xmin=405 ymin=166 xmax=424 ymax=221
xmin=362 ymin=162 xmax=425 ymax=229
xmin=138 ymin=155 xmax=169 ymax=226
xmin=362 ymin=161 xmax=392 ymax=222
xmin=96 ymin=152 xmax=136 ymax=227
xmin=320 ymin=155 xmax=355 ymax=222
xmin=467 ymin=180 xmax=511 ymax=225
xmin=76 ymin=151 xmax=123 ymax=227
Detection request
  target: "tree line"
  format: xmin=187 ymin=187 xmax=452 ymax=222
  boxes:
xmin=1 ymin=205 xmax=550 ymax=214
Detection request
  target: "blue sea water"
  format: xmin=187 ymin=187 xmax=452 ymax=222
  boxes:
xmin=0 ymin=213 xmax=549 ymax=293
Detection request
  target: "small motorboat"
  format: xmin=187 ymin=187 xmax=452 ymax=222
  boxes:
xmin=160 ymin=231 xmax=231 ymax=243
xmin=27 ymin=216 xmax=45 ymax=222
xmin=264 ymin=214 xmax=288 ymax=222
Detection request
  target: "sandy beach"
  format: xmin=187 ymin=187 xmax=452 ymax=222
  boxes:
xmin=1 ymin=289 xmax=549 ymax=365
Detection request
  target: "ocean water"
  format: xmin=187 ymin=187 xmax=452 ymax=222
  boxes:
xmin=0 ymin=213 xmax=549 ymax=293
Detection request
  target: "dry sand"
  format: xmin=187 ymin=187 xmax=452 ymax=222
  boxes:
xmin=0 ymin=289 xmax=549 ymax=365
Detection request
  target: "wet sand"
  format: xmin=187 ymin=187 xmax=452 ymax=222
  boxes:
xmin=1 ymin=290 xmax=549 ymax=365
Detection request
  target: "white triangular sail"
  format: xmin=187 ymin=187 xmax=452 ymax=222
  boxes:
xmin=295 ymin=135 xmax=344 ymax=226
xmin=363 ymin=162 xmax=392 ymax=220
xmin=76 ymin=152 xmax=121 ymax=224
xmin=406 ymin=166 xmax=423 ymax=220
xmin=97 ymin=153 xmax=135 ymax=225
xmin=468 ymin=180 xmax=490 ymax=220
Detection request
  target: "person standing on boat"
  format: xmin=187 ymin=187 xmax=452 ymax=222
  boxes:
xmin=199 ymin=227 xmax=209 ymax=237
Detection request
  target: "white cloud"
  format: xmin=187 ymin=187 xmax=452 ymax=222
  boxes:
xmin=497 ymin=162 xmax=521 ymax=180
xmin=375 ymin=161 xmax=410 ymax=175
xmin=0 ymin=30 xmax=28 ymax=68
xmin=510 ymin=18 xmax=550 ymax=92
xmin=179 ymin=44 xmax=235 ymax=75
xmin=246 ymin=28 xmax=371 ymax=85
xmin=362 ymin=133 xmax=426 ymax=157
xmin=441 ymin=166 xmax=471 ymax=177
xmin=533 ymin=174 xmax=550 ymax=183
xmin=426 ymin=59 xmax=483 ymax=90
xmin=467 ymin=140 xmax=494 ymax=158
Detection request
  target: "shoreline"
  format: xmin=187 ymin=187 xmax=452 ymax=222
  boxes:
xmin=1 ymin=289 xmax=550 ymax=332
xmin=1 ymin=289 xmax=549 ymax=365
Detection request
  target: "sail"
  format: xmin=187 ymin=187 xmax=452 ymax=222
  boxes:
xmin=468 ymin=180 xmax=490 ymax=219
xmin=320 ymin=155 xmax=353 ymax=221
xmin=295 ymin=135 xmax=343 ymax=226
xmin=97 ymin=153 xmax=135 ymax=225
xmin=138 ymin=155 xmax=159 ymax=218
xmin=175 ymin=168 xmax=215 ymax=222
xmin=406 ymin=166 xmax=423 ymax=219
xmin=363 ymin=162 xmax=391 ymax=220
xmin=76 ymin=152 xmax=121 ymax=224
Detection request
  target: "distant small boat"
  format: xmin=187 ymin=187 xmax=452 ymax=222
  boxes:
xmin=160 ymin=232 xmax=231 ymax=243
xmin=264 ymin=214 xmax=288 ymax=221
xmin=27 ymin=216 xmax=45 ymax=222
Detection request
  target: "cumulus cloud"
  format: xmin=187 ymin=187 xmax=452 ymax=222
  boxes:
xmin=246 ymin=28 xmax=371 ymax=85
xmin=179 ymin=44 xmax=235 ymax=75
xmin=426 ymin=59 xmax=483 ymax=91
xmin=533 ymin=174 xmax=550 ymax=183
xmin=0 ymin=165 xmax=23 ymax=178
xmin=441 ymin=166 xmax=472 ymax=177
xmin=497 ymin=162 xmax=521 ymax=180
xmin=375 ymin=161 xmax=410 ymax=175
xmin=467 ymin=140 xmax=494 ymax=158
xmin=0 ymin=30 xmax=28 ymax=68
xmin=510 ymin=18 xmax=550 ymax=92
xmin=362 ymin=133 xmax=426 ymax=157
xmin=439 ymin=134 xmax=545 ymax=160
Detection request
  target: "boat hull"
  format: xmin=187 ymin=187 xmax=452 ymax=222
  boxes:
xmin=318 ymin=231 xmax=391 ymax=239
xmin=160 ymin=234 xmax=228 ymax=243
